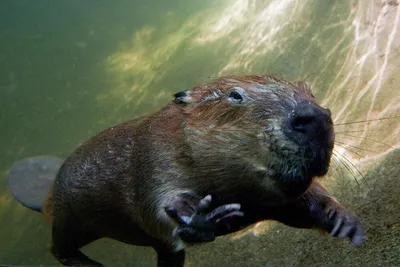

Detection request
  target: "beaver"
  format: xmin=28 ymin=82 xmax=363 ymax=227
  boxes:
xmin=7 ymin=74 xmax=364 ymax=267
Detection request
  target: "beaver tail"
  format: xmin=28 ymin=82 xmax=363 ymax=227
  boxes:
xmin=6 ymin=155 xmax=63 ymax=219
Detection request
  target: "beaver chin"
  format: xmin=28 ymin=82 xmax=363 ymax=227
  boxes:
xmin=275 ymin=148 xmax=332 ymax=199
xmin=304 ymin=141 xmax=334 ymax=177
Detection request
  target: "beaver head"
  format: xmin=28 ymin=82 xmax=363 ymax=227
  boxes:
xmin=174 ymin=75 xmax=334 ymax=200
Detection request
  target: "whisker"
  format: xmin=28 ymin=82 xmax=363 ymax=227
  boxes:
xmin=329 ymin=157 xmax=360 ymax=195
xmin=332 ymin=109 xmax=369 ymax=122
xmin=334 ymin=141 xmax=381 ymax=154
xmin=335 ymin=130 xmax=378 ymax=134
xmin=332 ymin=151 xmax=360 ymax=187
xmin=333 ymin=143 xmax=367 ymax=159
xmin=333 ymin=150 xmax=370 ymax=189
xmin=334 ymin=116 xmax=400 ymax=126
xmin=336 ymin=133 xmax=395 ymax=149
xmin=330 ymin=155 xmax=348 ymax=180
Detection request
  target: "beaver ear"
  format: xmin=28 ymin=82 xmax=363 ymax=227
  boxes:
xmin=173 ymin=90 xmax=190 ymax=104
xmin=296 ymin=81 xmax=315 ymax=98
xmin=296 ymin=81 xmax=311 ymax=93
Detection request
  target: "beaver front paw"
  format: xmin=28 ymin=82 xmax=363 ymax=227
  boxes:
xmin=165 ymin=195 xmax=244 ymax=243
xmin=326 ymin=207 xmax=365 ymax=246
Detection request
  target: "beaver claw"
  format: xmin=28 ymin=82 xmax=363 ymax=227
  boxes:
xmin=327 ymin=208 xmax=365 ymax=246
xmin=165 ymin=195 xmax=244 ymax=243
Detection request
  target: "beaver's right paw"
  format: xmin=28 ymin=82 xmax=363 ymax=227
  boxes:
xmin=165 ymin=195 xmax=244 ymax=243
xmin=327 ymin=207 xmax=365 ymax=246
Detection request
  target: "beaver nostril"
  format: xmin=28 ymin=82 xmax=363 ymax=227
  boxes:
xmin=290 ymin=103 xmax=323 ymax=133
xmin=291 ymin=115 xmax=315 ymax=133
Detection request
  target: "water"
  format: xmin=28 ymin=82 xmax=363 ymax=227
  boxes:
xmin=0 ymin=0 xmax=399 ymax=266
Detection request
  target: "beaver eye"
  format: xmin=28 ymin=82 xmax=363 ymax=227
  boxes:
xmin=228 ymin=90 xmax=243 ymax=102
xmin=173 ymin=90 xmax=189 ymax=104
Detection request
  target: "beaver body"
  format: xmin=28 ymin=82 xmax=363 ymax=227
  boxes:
xmin=10 ymin=75 xmax=364 ymax=267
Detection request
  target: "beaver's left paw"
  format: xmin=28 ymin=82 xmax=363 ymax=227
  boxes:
xmin=165 ymin=195 xmax=244 ymax=243
xmin=327 ymin=207 xmax=365 ymax=246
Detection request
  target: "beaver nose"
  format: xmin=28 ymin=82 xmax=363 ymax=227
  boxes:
xmin=286 ymin=102 xmax=332 ymax=143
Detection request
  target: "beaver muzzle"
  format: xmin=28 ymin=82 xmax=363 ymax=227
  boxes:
xmin=283 ymin=100 xmax=334 ymax=177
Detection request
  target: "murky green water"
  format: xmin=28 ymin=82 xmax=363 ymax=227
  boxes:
xmin=1 ymin=0 xmax=399 ymax=266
